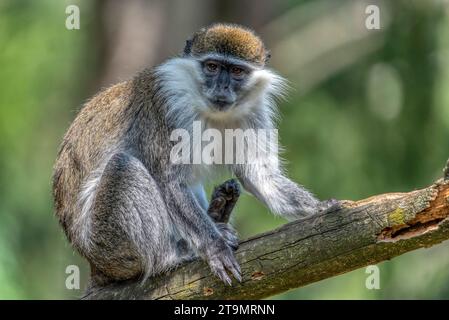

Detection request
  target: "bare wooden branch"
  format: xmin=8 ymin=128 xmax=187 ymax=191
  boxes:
xmin=84 ymin=162 xmax=449 ymax=300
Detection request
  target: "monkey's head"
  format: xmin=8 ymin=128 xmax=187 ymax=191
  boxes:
xmin=182 ymin=23 xmax=281 ymax=117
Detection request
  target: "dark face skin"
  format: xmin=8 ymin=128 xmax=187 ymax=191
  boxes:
xmin=200 ymin=58 xmax=252 ymax=111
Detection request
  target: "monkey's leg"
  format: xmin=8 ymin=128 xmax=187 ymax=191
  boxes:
xmin=162 ymin=180 xmax=242 ymax=285
xmin=82 ymin=153 xmax=189 ymax=287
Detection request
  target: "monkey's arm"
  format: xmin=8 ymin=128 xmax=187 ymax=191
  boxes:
xmin=234 ymin=164 xmax=337 ymax=220
xmin=162 ymin=181 xmax=242 ymax=284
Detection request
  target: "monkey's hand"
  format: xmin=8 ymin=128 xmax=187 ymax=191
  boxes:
xmin=208 ymin=179 xmax=240 ymax=223
xmin=318 ymin=198 xmax=342 ymax=214
xmin=204 ymin=238 xmax=242 ymax=286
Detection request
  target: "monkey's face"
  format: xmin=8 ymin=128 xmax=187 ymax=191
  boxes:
xmin=199 ymin=55 xmax=253 ymax=112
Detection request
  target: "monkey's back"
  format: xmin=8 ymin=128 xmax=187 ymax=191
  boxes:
xmin=52 ymin=80 xmax=137 ymax=238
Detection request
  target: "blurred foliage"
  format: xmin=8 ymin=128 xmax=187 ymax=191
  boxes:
xmin=0 ymin=0 xmax=448 ymax=299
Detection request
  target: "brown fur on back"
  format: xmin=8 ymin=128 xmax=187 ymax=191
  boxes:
xmin=52 ymin=80 xmax=136 ymax=241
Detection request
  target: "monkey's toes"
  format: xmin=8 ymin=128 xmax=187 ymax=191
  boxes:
xmin=207 ymin=247 xmax=242 ymax=285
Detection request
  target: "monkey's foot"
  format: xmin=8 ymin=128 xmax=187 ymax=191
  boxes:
xmin=208 ymin=179 xmax=241 ymax=223
xmin=206 ymin=242 xmax=242 ymax=285
xmin=216 ymin=222 xmax=239 ymax=250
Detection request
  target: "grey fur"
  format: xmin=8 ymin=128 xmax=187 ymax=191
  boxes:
xmin=53 ymin=34 xmax=338 ymax=289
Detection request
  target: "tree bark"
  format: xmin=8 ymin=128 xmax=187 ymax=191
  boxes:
xmin=83 ymin=160 xmax=449 ymax=300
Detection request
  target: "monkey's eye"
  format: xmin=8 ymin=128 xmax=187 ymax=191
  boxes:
xmin=231 ymin=66 xmax=245 ymax=78
xmin=205 ymin=62 xmax=219 ymax=74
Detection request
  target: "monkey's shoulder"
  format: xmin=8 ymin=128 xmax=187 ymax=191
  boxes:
xmin=54 ymin=80 xmax=138 ymax=179
xmin=83 ymin=80 xmax=134 ymax=115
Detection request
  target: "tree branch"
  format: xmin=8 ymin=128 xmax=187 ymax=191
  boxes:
xmin=84 ymin=161 xmax=449 ymax=300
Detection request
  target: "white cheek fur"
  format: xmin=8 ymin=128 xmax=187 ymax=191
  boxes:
xmin=156 ymin=57 xmax=287 ymax=127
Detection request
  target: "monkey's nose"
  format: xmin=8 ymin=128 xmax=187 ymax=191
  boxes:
xmin=215 ymin=95 xmax=229 ymax=103
xmin=210 ymin=96 xmax=231 ymax=109
xmin=209 ymin=88 xmax=234 ymax=109
xmin=215 ymin=99 xmax=229 ymax=108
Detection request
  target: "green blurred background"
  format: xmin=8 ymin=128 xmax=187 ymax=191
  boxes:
xmin=1 ymin=0 xmax=449 ymax=299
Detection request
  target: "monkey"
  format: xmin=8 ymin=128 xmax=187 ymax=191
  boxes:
xmin=52 ymin=23 xmax=339 ymax=289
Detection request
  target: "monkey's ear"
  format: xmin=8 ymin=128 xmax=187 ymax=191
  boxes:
xmin=264 ymin=51 xmax=271 ymax=64
xmin=183 ymin=39 xmax=193 ymax=56
xmin=184 ymin=27 xmax=207 ymax=56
